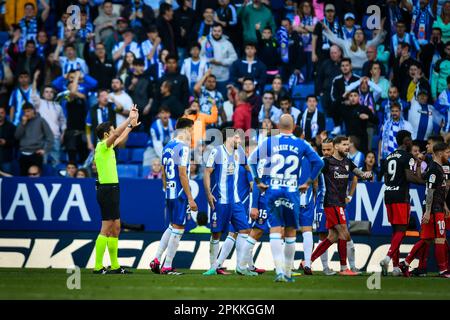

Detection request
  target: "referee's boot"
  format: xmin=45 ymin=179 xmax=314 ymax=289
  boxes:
xmin=107 ymin=266 xmax=133 ymax=274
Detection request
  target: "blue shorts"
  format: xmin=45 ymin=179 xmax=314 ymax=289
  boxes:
xmin=299 ymin=202 xmax=314 ymax=228
xmin=315 ymin=209 xmax=327 ymax=233
xmin=211 ymin=202 xmax=249 ymax=233
xmin=166 ymin=197 xmax=189 ymax=226
xmin=265 ymin=188 xmax=300 ymax=229
xmin=229 ymin=196 xmax=250 ymax=233
xmin=251 ymin=196 xmax=269 ymax=233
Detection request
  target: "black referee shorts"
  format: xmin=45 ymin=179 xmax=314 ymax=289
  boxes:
xmin=96 ymin=183 xmax=120 ymax=221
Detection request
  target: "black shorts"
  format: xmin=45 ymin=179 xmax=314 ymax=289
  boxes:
xmin=96 ymin=183 xmax=120 ymax=221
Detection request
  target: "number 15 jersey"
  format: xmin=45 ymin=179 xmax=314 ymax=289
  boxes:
xmin=383 ymin=149 xmax=415 ymax=204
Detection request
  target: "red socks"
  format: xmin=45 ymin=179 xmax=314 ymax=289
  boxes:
xmin=311 ymin=238 xmax=333 ymax=262
xmin=435 ymin=243 xmax=448 ymax=273
xmin=338 ymin=239 xmax=347 ymax=267
xmin=387 ymin=231 xmax=405 ymax=262
xmin=418 ymin=242 xmax=430 ymax=270
xmin=405 ymin=239 xmax=426 ymax=265
xmin=392 ymin=250 xmax=399 ymax=267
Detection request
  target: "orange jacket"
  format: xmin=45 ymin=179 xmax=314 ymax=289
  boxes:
xmin=5 ymin=0 xmax=37 ymax=26
xmin=183 ymin=105 xmax=218 ymax=147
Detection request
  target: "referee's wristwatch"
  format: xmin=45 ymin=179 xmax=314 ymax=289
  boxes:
xmin=127 ymin=123 xmax=133 ymax=129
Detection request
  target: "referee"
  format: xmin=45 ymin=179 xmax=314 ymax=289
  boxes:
xmin=93 ymin=104 xmax=140 ymax=274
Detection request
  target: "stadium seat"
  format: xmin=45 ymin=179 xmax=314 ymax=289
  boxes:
xmin=325 ymin=117 xmax=335 ymax=133
xmin=141 ymin=165 xmax=150 ymax=178
xmin=126 ymin=133 xmax=149 ymax=148
xmin=291 ymin=83 xmax=315 ymax=100
xmin=130 ymin=148 xmax=145 ymax=163
xmin=117 ymin=164 xmax=140 ymax=178
xmin=116 ymin=148 xmax=129 ymax=163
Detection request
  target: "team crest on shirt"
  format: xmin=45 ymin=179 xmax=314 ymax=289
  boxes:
xmin=345 ymin=165 xmax=349 ymax=171
xmin=226 ymin=162 xmax=235 ymax=175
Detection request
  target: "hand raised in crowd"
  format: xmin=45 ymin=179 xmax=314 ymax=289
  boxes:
xmin=129 ymin=104 xmax=139 ymax=120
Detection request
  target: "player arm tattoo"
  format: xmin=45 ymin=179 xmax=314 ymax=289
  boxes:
xmin=425 ymin=188 xmax=435 ymax=213
xmin=352 ymin=167 xmax=368 ymax=179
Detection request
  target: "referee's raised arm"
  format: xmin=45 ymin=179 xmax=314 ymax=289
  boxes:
xmin=105 ymin=104 xmax=140 ymax=148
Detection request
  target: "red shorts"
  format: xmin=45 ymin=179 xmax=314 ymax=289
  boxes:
xmin=324 ymin=206 xmax=347 ymax=229
xmin=420 ymin=212 xmax=446 ymax=239
xmin=386 ymin=203 xmax=411 ymax=225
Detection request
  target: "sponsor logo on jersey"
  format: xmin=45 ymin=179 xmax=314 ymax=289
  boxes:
xmin=167 ymin=181 xmax=176 ymax=189
xmin=385 ymin=186 xmax=400 ymax=191
xmin=274 ymin=198 xmax=294 ymax=209
xmin=334 ymin=172 xmax=349 ymax=179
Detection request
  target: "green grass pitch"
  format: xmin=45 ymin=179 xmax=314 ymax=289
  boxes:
xmin=1 ymin=268 xmax=450 ymax=300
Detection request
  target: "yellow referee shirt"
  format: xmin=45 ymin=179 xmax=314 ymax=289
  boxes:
xmin=94 ymin=140 xmax=119 ymax=184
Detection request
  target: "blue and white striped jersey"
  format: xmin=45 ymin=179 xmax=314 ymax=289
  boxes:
xmin=8 ymin=87 xmax=34 ymax=126
xmin=407 ymin=100 xmax=438 ymax=141
xmin=140 ymin=39 xmax=162 ymax=70
xmin=206 ymin=144 xmax=246 ymax=204
xmin=162 ymin=138 xmax=191 ymax=200
xmin=248 ymin=133 xmax=324 ymax=192
xmin=59 ymin=57 xmax=89 ymax=76
xmin=112 ymin=41 xmax=142 ymax=71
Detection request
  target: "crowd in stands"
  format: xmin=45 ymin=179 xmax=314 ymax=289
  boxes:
xmin=0 ymin=0 xmax=449 ymax=180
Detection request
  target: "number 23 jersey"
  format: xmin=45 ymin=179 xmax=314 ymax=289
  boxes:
xmin=162 ymin=138 xmax=190 ymax=200
xmin=383 ymin=149 xmax=415 ymax=204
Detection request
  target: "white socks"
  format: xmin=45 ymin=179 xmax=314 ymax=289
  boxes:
xmin=163 ymin=228 xmax=184 ymax=269
xmin=245 ymin=236 xmax=257 ymax=269
xmin=284 ymin=237 xmax=296 ymax=278
xmin=210 ymin=238 xmax=220 ymax=268
xmin=303 ymin=231 xmax=313 ymax=268
xmin=214 ymin=235 xmax=235 ymax=269
xmin=347 ymin=239 xmax=355 ymax=269
xmin=270 ymin=233 xmax=284 ymax=275
xmin=155 ymin=225 xmax=172 ymax=261
xmin=318 ymin=240 xmax=329 ymax=270
xmin=236 ymin=233 xmax=248 ymax=269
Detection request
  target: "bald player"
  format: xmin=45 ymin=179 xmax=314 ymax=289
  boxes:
xmin=249 ymin=114 xmax=324 ymax=282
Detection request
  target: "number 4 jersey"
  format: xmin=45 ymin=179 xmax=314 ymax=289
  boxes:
xmin=162 ymin=138 xmax=190 ymax=200
xmin=383 ymin=149 xmax=415 ymax=204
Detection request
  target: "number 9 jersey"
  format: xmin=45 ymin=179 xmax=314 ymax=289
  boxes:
xmin=162 ymin=138 xmax=191 ymax=200
xmin=383 ymin=149 xmax=415 ymax=204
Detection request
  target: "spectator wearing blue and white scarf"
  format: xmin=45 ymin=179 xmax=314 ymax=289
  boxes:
xmin=411 ymin=0 xmax=435 ymax=46
xmin=19 ymin=1 xmax=50 ymax=41
xmin=380 ymin=103 xmax=414 ymax=160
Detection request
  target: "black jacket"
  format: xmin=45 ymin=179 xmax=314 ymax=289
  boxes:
xmin=83 ymin=46 xmax=115 ymax=90
xmin=256 ymin=31 xmax=280 ymax=71
xmin=174 ymin=6 xmax=196 ymax=48
xmin=153 ymin=94 xmax=185 ymax=120
xmin=330 ymin=73 xmax=360 ymax=109
xmin=156 ymin=16 xmax=181 ymax=56
xmin=156 ymin=72 xmax=190 ymax=109
xmin=0 ymin=120 xmax=16 ymax=163
xmin=316 ymin=58 xmax=341 ymax=96
xmin=342 ymin=103 xmax=378 ymax=152
xmin=125 ymin=73 xmax=153 ymax=114
xmin=15 ymin=53 xmax=44 ymax=78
